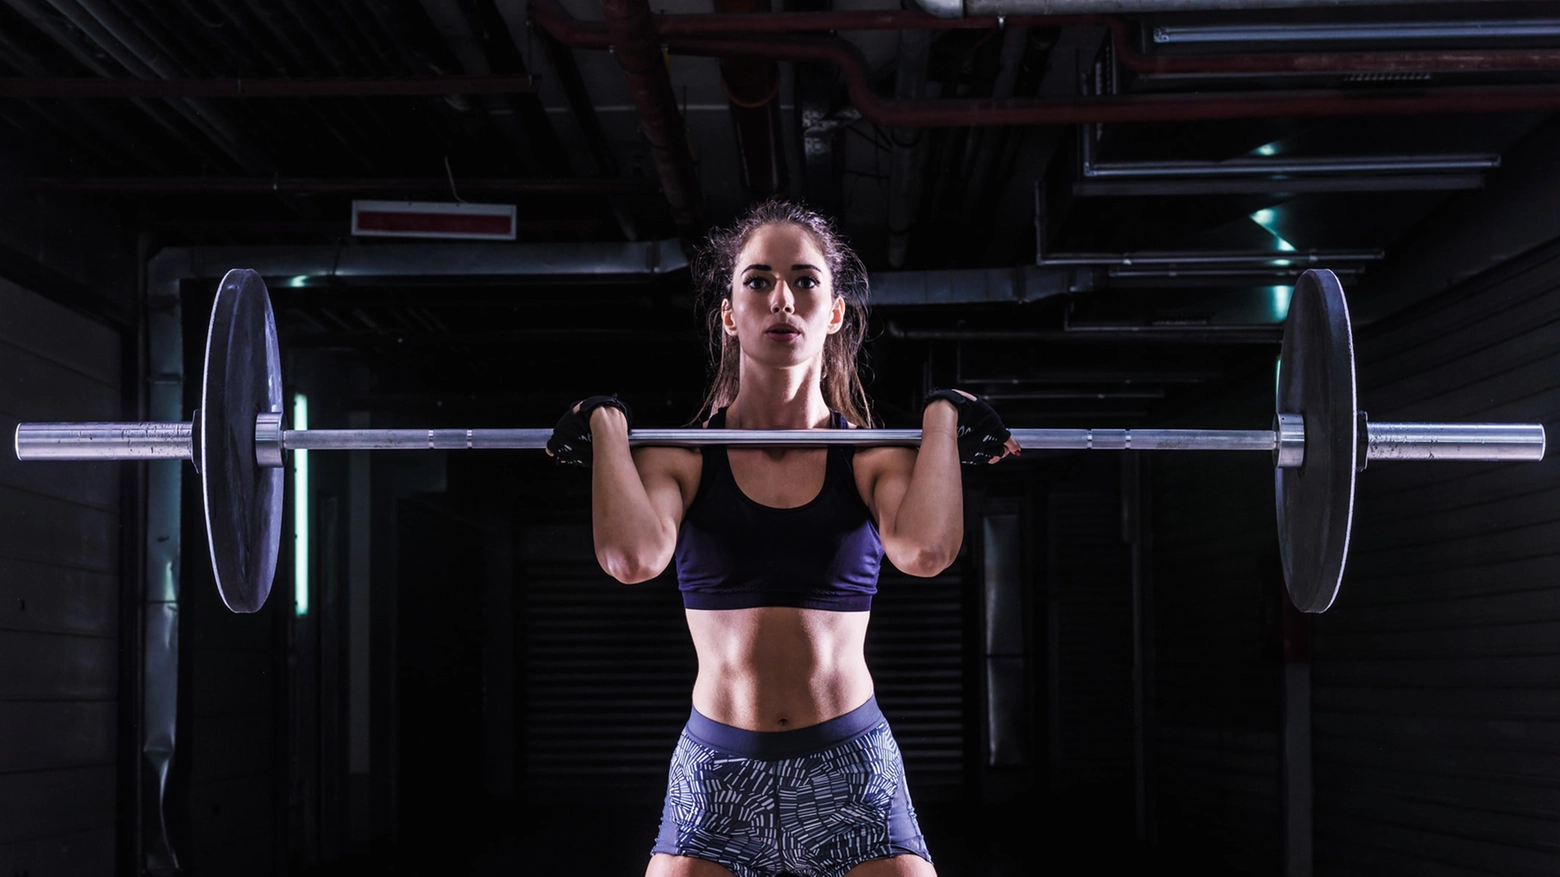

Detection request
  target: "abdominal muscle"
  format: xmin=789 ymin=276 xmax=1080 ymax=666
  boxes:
xmin=685 ymin=605 xmax=875 ymax=732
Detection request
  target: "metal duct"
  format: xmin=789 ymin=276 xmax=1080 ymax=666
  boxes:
xmin=869 ymin=263 xmax=1072 ymax=305
xmin=147 ymin=240 xmax=689 ymax=283
xmin=920 ymin=0 xmax=1479 ymax=16
xmin=532 ymin=3 xmax=1560 ymax=127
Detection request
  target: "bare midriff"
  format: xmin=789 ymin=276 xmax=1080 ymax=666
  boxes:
xmin=685 ymin=605 xmax=874 ymax=732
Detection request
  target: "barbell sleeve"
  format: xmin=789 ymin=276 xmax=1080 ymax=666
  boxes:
xmin=1365 ymin=422 xmax=1547 ymax=462
xmin=14 ymin=421 xmax=194 ymax=461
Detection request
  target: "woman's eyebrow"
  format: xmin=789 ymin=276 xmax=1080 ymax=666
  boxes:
xmin=792 ymin=263 xmax=821 ymax=272
xmin=742 ymin=263 xmax=769 ymax=273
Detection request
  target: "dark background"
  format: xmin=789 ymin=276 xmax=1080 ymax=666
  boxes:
xmin=0 ymin=1 xmax=1558 ymax=874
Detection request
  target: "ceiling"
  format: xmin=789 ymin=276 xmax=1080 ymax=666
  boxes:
xmin=5 ymin=0 xmax=1559 ymax=428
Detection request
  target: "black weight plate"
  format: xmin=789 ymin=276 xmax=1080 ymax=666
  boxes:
xmin=200 ymin=269 xmax=284 ymax=613
xmin=1275 ymin=268 xmax=1357 ymax=613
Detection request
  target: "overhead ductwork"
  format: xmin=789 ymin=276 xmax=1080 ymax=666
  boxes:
xmin=914 ymin=0 xmax=1476 ymax=16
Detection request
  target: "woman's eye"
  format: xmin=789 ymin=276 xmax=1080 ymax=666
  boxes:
xmin=795 ymin=275 xmax=819 ymax=289
xmin=744 ymin=276 xmax=769 ymax=290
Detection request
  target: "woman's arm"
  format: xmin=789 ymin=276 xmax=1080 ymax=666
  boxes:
xmin=859 ymin=401 xmax=965 ymax=578
xmin=588 ymin=407 xmax=692 ymax=583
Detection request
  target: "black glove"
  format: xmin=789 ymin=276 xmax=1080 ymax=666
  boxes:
xmin=547 ymin=395 xmax=632 ymax=467
xmin=923 ymin=388 xmax=1011 ymax=466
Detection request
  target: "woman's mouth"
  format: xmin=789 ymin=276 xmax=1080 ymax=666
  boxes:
xmin=766 ymin=327 xmax=801 ymax=341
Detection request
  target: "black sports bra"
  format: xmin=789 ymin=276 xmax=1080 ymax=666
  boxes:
xmin=672 ymin=408 xmax=884 ymax=611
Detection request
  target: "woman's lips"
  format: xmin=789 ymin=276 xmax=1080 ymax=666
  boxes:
xmin=766 ymin=327 xmax=800 ymax=341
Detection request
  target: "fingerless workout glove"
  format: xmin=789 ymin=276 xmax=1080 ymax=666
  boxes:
xmin=923 ymin=388 xmax=1011 ymax=465
xmin=547 ymin=394 xmax=632 ymax=467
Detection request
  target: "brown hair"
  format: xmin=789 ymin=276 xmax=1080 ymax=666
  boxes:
xmin=690 ymin=200 xmax=873 ymax=428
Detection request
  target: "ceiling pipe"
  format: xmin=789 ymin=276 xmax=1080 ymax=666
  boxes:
xmin=531 ymin=3 xmax=1560 ymax=126
xmin=918 ymin=0 xmax=1481 ymax=15
xmin=22 ymin=177 xmax=656 ymax=195
xmin=0 ymin=75 xmax=538 ymax=98
xmin=886 ymin=322 xmax=1283 ymax=343
xmin=599 ymin=0 xmax=702 ymax=238
xmin=714 ymin=0 xmax=787 ymax=200
xmin=582 ymin=6 xmax=1560 ymax=76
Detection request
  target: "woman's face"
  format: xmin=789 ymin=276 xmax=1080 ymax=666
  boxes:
xmin=721 ymin=222 xmax=844 ymax=371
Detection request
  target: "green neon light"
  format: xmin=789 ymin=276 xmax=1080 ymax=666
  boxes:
xmin=293 ymin=392 xmax=309 ymax=617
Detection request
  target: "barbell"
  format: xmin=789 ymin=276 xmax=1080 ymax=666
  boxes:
xmin=13 ymin=268 xmax=1548 ymax=615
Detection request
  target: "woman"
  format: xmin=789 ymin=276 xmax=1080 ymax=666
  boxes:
xmin=547 ymin=201 xmax=1019 ymax=877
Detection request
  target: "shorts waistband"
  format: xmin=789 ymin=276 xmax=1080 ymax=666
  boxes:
xmin=684 ymin=695 xmax=885 ymax=761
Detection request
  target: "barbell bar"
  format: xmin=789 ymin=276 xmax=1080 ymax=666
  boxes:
xmin=15 ymin=421 xmax=1545 ymax=459
xmin=10 ymin=268 xmax=1549 ymax=616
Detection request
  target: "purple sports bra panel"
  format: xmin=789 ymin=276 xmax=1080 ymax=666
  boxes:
xmin=673 ymin=409 xmax=884 ymax=612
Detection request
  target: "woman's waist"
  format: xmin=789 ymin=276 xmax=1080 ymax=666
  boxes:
xmin=690 ymin=666 xmax=876 ymax=734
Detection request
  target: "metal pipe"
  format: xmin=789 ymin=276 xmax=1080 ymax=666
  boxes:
xmin=1083 ymin=155 xmax=1502 ymax=179
xmin=22 ymin=176 xmax=651 ymax=195
xmin=0 ymin=75 xmax=539 ymax=98
xmin=531 ymin=2 xmax=1560 ymax=78
xmin=953 ymin=0 xmax=1479 ymax=14
xmin=17 ymin=420 xmax=1547 ymax=464
xmin=1154 ymin=19 xmax=1560 ymax=45
xmin=1039 ymin=250 xmax=1383 ymax=267
xmin=599 ymin=0 xmax=702 ymax=237
xmin=530 ymin=5 xmax=1560 ymax=126
xmin=887 ymin=324 xmax=1284 ymax=343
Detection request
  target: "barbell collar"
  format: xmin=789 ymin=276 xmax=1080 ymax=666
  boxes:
xmin=1274 ymin=412 xmax=1306 ymax=469
xmin=255 ymin=412 xmax=285 ymax=468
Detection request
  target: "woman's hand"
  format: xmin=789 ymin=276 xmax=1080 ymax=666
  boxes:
xmin=923 ymin=388 xmax=1021 ymax=465
xmin=545 ymin=395 xmax=632 ymax=466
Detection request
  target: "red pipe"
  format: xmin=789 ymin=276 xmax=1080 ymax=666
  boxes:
xmin=599 ymin=0 xmax=702 ymax=236
xmin=0 ymin=75 xmax=538 ymax=98
xmin=530 ymin=2 xmax=1560 ymax=125
xmin=714 ymin=0 xmax=787 ymax=199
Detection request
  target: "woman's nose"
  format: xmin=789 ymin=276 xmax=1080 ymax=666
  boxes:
xmin=769 ymin=283 xmax=795 ymax=313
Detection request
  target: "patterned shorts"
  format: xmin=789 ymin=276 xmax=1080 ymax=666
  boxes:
xmin=650 ymin=696 xmax=932 ymax=877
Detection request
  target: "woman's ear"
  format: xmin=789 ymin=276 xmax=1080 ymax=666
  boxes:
xmin=826 ymin=294 xmax=845 ymax=334
xmin=721 ymin=298 xmax=738 ymax=336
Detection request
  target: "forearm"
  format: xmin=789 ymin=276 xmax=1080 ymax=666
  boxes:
xmin=888 ymin=404 xmax=965 ymax=573
xmin=589 ymin=409 xmax=675 ymax=582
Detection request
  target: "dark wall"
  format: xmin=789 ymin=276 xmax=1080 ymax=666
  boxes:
xmin=1311 ymin=238 xmax=1560 ymax=876
xmin=1149 ymin=362 xmax=1286 ymax=874
xmin=0 ymin=276 xmax=125 ymax=875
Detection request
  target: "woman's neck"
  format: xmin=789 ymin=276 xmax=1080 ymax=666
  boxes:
xmin=726 ymin=364 xmax=831 ymax=430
